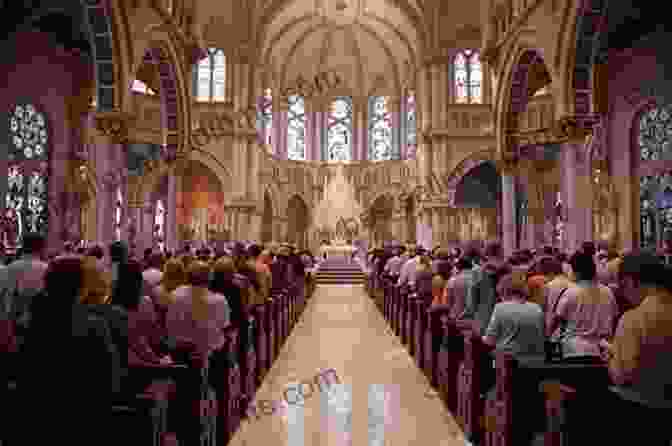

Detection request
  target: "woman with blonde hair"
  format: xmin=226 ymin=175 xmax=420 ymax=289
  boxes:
xmin=80 ymin=255 xmax=112 ymax=305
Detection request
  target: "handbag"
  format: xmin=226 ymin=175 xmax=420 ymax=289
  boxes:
xmin=545 ymin=287 xmax=569 ymax=362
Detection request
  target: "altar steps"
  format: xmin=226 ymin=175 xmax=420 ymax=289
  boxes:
xmin=314 ymin=258 xmax=366 ymax=285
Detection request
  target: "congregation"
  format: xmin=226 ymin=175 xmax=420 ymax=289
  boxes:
xmin=0 ymin=234 xmax=317 ymax=445
xmin=366 ymin=240 xmax=672 ymax=445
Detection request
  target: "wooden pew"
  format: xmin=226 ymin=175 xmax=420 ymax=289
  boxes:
xmin=431 ymin=307 xmax=464 ymax=413
xmin=456 ymin=329 xmax=491 ymax=445
xmin=212 ymin=328 xmax=242 ymax=445
xmin=253 ymin=304 xmax=268 ymax=385
xmin=264 ymin=297 xmax=276 ymax=369
xmin=482 ymin=353 xmax=609 ymax=446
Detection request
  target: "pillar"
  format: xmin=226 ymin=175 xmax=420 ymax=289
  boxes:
xmin=501 ymin=171 xmax=516 ymax=257
xmin=561 ymin=141 xmax=592 ymax=252
xmin=166 ymin=168 xmax=178 ymax=251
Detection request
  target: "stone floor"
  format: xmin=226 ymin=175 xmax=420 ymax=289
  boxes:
xmin=228 ymin=284 xmax=467 ymax=446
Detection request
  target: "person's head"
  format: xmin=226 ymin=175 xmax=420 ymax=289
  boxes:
xmin=181 ymin=254 xmax=194 ymax=269
xmin=539 ymin=256 xmax=563 ymax=277
xmin=110 ymin=260 xmax=144 ymax=311
xmin=143 ymin=248 xmax=152 ymax=260
xmin=247 ymin=244 xmax=262 ymax=259
xmin=146 ymin=252 xmax=164 ymax=270
xmin=22 ymin=232 xmax=46 ymax=256
xmin=581 ymin=241 xmax=597 ymax=258
xmin=618 ymin=251 xmax=667 ymax=306
xmin=435 ymin=248 xmax=450 ymax=260
xmin=63 ymin=241 xmax=74 ymax=253
xmin=109 ymin=241 xmax=128 ymax=263
xmin=162 ymin=258 xmax=186 ymax=293
xmin=484 ymin=242 xmax=502 ymax=259
xmin=407 ymin=245 xmax=417 ymax=257
xmin=456 ymin=257 xmax=473 ymax=271
xmin=210 ymin=256 xmax=236 ymax=294
xmin=542 ymin=246 xmax=554 ymax=256
xmin=432 ymin=274 xmax=446 ymax=293
xmin=259 ymin=249 xmax=273 ymax=265
xmin=186 ymin=261 xmax=211 ymax=287
xmin=569 ymin=251 xmax=596 ymax=281
xmin=80 ymin=256 xmax=112 ymax=305
xmin=45 ymin=257 xmax=84 ymax=305
xmin=496 ymin=270 xmax=528 ymax=300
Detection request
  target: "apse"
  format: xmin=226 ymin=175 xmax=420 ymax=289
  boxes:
xmin=176 ymin=160 xmax=225 ymax=242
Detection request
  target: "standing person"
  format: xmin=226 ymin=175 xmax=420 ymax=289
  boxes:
xmin=0 ymin=232 xmax=49 ymax=344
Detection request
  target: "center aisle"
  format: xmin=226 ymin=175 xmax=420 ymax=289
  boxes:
xmin=228 ymin=284 xmax=466 ymax=446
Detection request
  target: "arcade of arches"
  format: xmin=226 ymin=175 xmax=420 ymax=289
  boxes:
xmin=1 ymin=0 xmax=669 ymax=256
xmin=1 ymin=1 xmax=671 ymax=445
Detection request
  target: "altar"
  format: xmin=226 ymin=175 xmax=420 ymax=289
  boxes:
xmin=320 ymin=242 xmax=356 ymax=258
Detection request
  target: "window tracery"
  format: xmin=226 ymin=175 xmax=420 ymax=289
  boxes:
xmin=638 ymin=104 xmax=672 ymax=249
xmin=327 ymin=97 xmax=352 ymax=161
xmin=261 ymin=88 xmax=273 ymax=147
xmin=368 ymin=96 xmax=392 ymax=161
xmin=5 ymin=103 xmax=49 ymax=246
xmin=115 ymin=187 xmax=123 ymax=241
xmin=155 ymin=199 xmax=165 ymax=251
xmin=454 ymin=50 xmax=482 ymax=104
xmin=406 ymin=92 xmax=417 ymax=159
xmin=287 ymin=94 xmax=306 ymax=160
xmin=195 ymin=48 xmax=226 ymax=102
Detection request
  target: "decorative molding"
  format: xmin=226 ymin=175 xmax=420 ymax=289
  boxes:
xmin=93 ymin=111 xmax=135 ymax=142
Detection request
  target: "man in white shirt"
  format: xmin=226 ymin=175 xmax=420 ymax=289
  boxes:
xmin=397 ymin=245 xmax=419 ymax=287
xmin=0 ymin=233 xmax=49 ymax=335
xmin=142 ymin=252 xmax=164 ymax=299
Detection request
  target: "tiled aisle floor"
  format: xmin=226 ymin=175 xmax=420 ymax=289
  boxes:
xmin=228 ymin=284 xmax=466 ymax=446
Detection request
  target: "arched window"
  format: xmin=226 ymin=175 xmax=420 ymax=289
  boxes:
xmin=5 ymin=103 xmax=49 ymax=246
xmin=155 ymin=199 xmax=165 ymax=251
xmin=454 ymin=50 xmax=482 ymax=104
xmin=115 ymin=187 xmax=123 ymax=241
xmin=131 ymin=79 xmax=156 ymax=95
xmin=194 ymin=48 xmax=226 ymax=102
xmin=406 ymin=91 xmax=417 ymax=159
xmin=638 ymin=104 xmax=672 ymax=249
xmin=327 ymin=97 xmax=353 ymax=161
xmin=287 ymin=94 xmax=306 ymax=160
xmin=368 ymin=96 xmax=392 ymax=161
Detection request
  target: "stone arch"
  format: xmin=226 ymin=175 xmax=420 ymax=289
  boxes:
xmin=453 ymin=161 xmax=501 ymax=208
xmin=445 ymin=150 xmax=497 ymax=205
xmin=80 ymin=0 xmax=120 ymax=111
xmin=286 ymin=194 xmax=310 ymax=248
xmin=495 ymin=43 xmax=553 ymax=160
xmin=368 ymin=193 xmax=395 ymax=246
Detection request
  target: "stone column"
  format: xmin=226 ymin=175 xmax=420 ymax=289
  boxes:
xmin=561 ymin=141 xmax=592 ymax=252
xmin=439 ymin=63 xmax=448 ymax=127
xmin=389 ymin=96 xmax=402 ymax=160
xmin=431 ymin=64 xmax=441 ymax=129
xmin=166 ymin=166 xmax=178 ymax=251
xmin=141 ymin=202 xmax=155 ymax=253
xmin=501 ymin=171 xmax=516 ymax=257
xmin=431 ymin=209 xmax=440 ymax=247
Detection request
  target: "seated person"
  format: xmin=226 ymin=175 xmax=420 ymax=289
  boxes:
xmin=20 ymin=257 xmax=120 ymax=444
xmin=548 ymin=252 xmax=617 ymax=362
xmin=166 ymin=261 xmax=231 ymax=357
xmin=600 ymin=252 xmax=672 ymax=446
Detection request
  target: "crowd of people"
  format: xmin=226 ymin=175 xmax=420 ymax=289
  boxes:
xmin=0 ymin=233 xmax=317 ymax=444
xmin=368 ymin=240 xmax=672 ymax=445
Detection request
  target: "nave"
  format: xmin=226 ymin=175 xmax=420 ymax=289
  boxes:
xmin=229 ymin=283 xmax=464 ymax=446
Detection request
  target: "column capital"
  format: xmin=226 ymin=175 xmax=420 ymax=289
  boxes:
xmin=93 ymin=110 xmax=136 ymax=143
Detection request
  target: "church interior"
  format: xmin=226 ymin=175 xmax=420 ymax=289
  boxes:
xmin=1 ymin=0 xmax=671 ymax=445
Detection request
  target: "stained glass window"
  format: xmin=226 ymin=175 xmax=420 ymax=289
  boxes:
xmin=5 ymin=103 xmax=49 ymax=246
xmin=287 ymin=94 xmax=306 ymax=160
xmin=155 ymin=199 xmax=165 ymax=251
xmin=454 ymin=50 xmax=482 ymax=104
xmin=327 ymin=97 xmax=352 ymax=161
xmin=406 ymin=92 xmax=417 ymax=159
xmin=131 ymin=79 xmax=156 ymax=95
xmin=368 ymin=96 xmax=392 ymax=161
xmin=261 ymin=88 xmax=273 ymax=146
xmin=639 ymin=105 xmax=672 ymax=161
xmin=115 ymin=187 xmax=123 ymax=241
xmin=194 ymin=48 xmax=226 ymax=102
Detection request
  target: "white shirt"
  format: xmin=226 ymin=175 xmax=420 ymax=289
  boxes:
xmin=397 ymin=256 xmax=420 ymax=287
